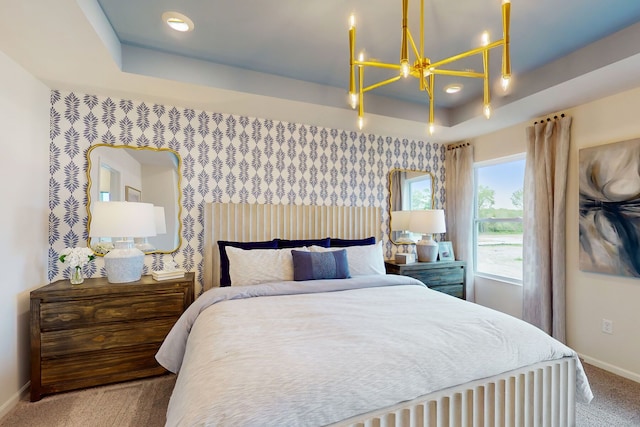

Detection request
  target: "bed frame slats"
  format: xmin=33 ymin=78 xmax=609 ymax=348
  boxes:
xmin=334 ymin=357 xmax=576 ymax=427
xmin=203 ymin=203 xmax=381 ymax=291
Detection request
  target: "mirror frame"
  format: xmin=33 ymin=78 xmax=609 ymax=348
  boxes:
xmin=86 ymin=144 xmax=183 ymax=255
xmin=388 ymin=168 xmax=435 ymax=245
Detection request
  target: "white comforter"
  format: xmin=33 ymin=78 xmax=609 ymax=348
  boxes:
xmin=157 ymin=275 xmax=593 ymax=427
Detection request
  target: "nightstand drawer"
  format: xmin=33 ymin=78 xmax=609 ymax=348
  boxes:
xmin=429 ymin=284 xmax=464 ymax=299
xmin=384 ymin=260 xmax=466 ymax=300
xmin=403 ymin=266 xmax=463 ymax=286
xmin=40 ymin=318 xmax=177 ymax=358
xmin=39 ymin=293 xmax=186 ymax=331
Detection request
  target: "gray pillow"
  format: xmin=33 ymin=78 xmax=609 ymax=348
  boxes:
xmin=291 ymin=249 xmax=350 ymax=281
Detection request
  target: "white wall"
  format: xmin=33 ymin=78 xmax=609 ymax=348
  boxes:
xmin=0 ymin=51 xmax=49 ymax=415
xmin=469 ymin=86 xmax=640 ymax=382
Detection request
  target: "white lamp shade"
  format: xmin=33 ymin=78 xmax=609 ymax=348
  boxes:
xmin=409 ymin=209 xmax=446 ymax=234
xmin=391 ymin=210 xmax=411 ymax=231
xmin=89 ymin=201 xmax=157 ymax=238
xmin=154 ymin=206 xmax=167 ymax=234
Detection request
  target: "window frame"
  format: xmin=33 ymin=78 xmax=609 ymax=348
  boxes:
xmin=473 ymin=153 xmax=525 ymax=285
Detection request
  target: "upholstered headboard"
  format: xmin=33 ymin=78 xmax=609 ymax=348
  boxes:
xmin=202 ymin=203 xmax=381 ymax=292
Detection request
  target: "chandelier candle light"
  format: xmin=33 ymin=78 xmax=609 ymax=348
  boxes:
xmin=348 ymin=0 xmax=511 ymax=134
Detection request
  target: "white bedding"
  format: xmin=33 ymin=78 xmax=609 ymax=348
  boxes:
xmin=156 ymin=275 xmax=593 ymax=427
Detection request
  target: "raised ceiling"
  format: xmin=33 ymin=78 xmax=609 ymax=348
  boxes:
xmin=2 ymin=0 xmax=640 ymax=142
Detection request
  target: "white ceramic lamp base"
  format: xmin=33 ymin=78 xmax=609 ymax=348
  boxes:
xmin=104 ymin=240 xmax=145 ymax=283
xmin=395 ymin=231 xmax=415 ymax=245
xmin=416 ymin=234 xmax=439 ymax=262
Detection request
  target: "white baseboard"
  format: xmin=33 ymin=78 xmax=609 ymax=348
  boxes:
xmin=579 ymin=353 xmax=640 ymax=384
xmin=0 ymin=381 xmax=29 ymax=420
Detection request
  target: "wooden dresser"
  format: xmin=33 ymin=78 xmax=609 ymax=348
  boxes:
xmin=30 ymin=273 xmax=194 ymax=401
xmin=385 ymin=260 xmax=466 ymax=299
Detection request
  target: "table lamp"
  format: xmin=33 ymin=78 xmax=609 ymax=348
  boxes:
xmin=409 ymin=209 xmax=446 ymax=262
xmin=89 ymin=201 xmax=156 ymax=283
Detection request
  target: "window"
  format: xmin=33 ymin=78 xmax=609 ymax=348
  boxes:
xmin=474 ymin=154 xmax=525 ymax=283
xmin=402 ymin=173 xmax=433 ymax=210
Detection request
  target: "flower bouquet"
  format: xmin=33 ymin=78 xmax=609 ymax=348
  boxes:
xmin=59 ymin=247 xmax=96 ymax=285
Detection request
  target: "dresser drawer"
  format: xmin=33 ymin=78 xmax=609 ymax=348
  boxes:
xmin=39 ymin=292 xmax=186 ymax=331
xmin=41 ymin=343 xmax=165 ymax=390
xmin=40 ymin=317 xmax=177 ymax=358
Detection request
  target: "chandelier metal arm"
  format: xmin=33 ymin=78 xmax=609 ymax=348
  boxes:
xmin=355 ymin=61 xmax=401 ymax=71
xmin=431 ymin=70 xmax=484 ymax=79
xmin=428 ymin=40 xmax=504 ymax=70
xmin=407 ymin=30 xmax=421 ymax=62
xmin=363 ymin=75 xmax=403 ymax=93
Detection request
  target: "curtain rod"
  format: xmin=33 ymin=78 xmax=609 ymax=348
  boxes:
xmin=534 ymin=113 xmax=565 ymax=125
xmin=446 ymin=141 xmax=470 ymax=151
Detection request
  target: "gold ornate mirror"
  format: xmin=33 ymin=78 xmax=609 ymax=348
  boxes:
xmin=86 ymin=144 xmax=182 ymax=255
xmin=388 ymin=168 xmax=435 ymax=244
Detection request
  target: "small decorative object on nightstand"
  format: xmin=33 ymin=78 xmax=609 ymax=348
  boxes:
xmin=385 ymin=259 xmax=466 ymax=299
xmin=30 ymin=273 xmax=194 ymax=401
xmin=395 ymin=252 xmax=416 ymax=264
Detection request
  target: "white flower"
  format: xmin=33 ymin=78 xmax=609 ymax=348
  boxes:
xmin=59 ymin=247 xmax=96 ymax=269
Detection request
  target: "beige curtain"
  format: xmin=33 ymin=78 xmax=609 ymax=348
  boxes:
xmin=445 ymin=143 xmax=475 ymax=301
xmin=522 ymin=115 xmax=571 ymax=342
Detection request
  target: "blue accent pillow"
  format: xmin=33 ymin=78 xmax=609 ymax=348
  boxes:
xmin=218 ymin=240 xmax=278 ymax=286
xmin=329 ymin=236 xmax=376 ymax=248
xmin=275 ymin=237 xmax=330 ymax=249
xmin=291 ymin=249 xmax=350 ymax=281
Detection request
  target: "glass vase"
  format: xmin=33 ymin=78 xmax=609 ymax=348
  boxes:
xmin=70 ymin=267 xmax=84 ymax=285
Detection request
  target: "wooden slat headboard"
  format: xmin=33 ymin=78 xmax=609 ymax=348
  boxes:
xmin=203 ymin=203 xmax=381 ymax=292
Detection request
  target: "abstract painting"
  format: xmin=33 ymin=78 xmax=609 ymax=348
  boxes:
xmin=579 ymin=138 xmax=640 ymax=277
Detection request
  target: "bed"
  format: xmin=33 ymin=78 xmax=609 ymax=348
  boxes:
xmin=156 ymin=202 xmax=593 ymax=426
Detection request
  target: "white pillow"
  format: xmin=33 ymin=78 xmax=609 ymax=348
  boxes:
xmin=310 ymin=241 xmax=385 ymax=276
xmin=226 ymin=246 xmax=309 ymax=286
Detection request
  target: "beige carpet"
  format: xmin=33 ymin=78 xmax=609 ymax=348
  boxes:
xmin=577 ymin=363 xmax=640 ymax=426
xmin=2 ymin=363 xmax=639 ymax=426
xmin=1 ymin=374 xmax=175 ymax=427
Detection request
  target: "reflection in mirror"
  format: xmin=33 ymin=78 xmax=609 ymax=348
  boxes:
xmin=388 ymin=168 xmax=435 ymax=245
xmin=86 ymin=144 xmax=182 ymax=255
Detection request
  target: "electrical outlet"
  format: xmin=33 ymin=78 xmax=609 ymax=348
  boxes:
xmin=602 ymin=319 xmax=613 ymax=334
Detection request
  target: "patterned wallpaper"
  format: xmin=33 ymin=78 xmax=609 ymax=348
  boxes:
xmin=48 ymin=90 xmax=446 ymax=292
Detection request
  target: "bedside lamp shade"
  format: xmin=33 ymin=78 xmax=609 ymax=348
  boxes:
xmin=409 ymin=209 xmax=446 ymax=262
xmin=154 ymin=206 xmax=167 ymax=235
xmin=135 ymin=206 xmax=167 ymax=252
xmin=391 ymin=210 xmax=415 ymax=244
xmin=90 ymin=202 xmax=156 ymax=283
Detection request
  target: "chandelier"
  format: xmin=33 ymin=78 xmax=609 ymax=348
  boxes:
xmin=348 ymin=0 xmax=511 ymax=134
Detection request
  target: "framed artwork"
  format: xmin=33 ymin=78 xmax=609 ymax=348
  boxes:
xmin=579 ymin=137 xmax=640 ymax=277
xmin=438 ymin=241 xmax=455 ymax=262
xmin=125 ymin=186 xmax=141 ymax=202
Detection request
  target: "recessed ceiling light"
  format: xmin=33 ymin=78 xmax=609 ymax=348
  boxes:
xmin=162 ymin=11 xmax=194 ymax=32
xmin=444 ymin=84 xmax=462 ymax=94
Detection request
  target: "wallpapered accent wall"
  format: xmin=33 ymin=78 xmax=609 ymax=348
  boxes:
xmin=48 ymin=90 xmax=446 ymax=292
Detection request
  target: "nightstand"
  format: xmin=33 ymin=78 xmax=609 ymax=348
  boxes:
xmin=30 ymin=273 xmax=194 ymax=401
xmin=385 ymin=260 xmax=466 ymax=299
